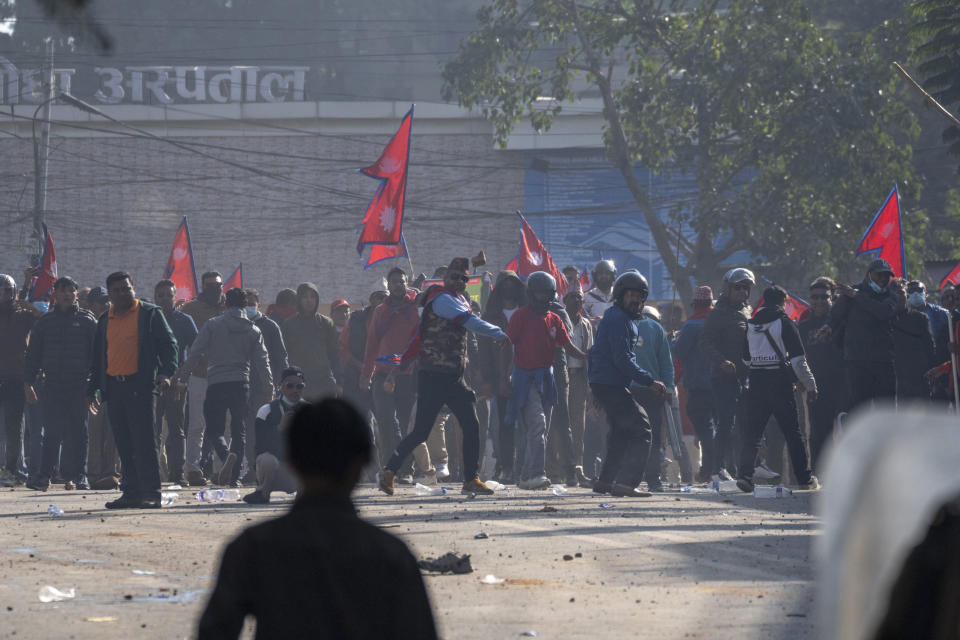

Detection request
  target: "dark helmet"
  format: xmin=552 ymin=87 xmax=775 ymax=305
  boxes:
xmin=593 ymin=259 xmax=616 ymax=276
xmin=612 ymin=270 xmax=649 ymax=302
xmin=526 ymin=271 xmax=557 ymax=295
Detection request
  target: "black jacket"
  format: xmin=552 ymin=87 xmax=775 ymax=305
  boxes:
xmin=700 ymin=294 xmax=751 ymax=379
xmin=893 ymin=308 xmax=936 ymax=397
xmin=799 ymin=311 xmax=846 ymax=394
xmin=254 ymin=397 xmax=306 ymax=458
xmin=87 ymin=300 xmax=179 ymax=400
xmin=829 ymin=280 xmax=897 ymax=362
xmin=23 ymin=304 xmax=97 ymax=386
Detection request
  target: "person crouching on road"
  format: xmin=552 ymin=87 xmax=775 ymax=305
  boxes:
xmin=736 ymin=286 xmax=819 ymax=494
xmin=505 ymin=272 xmax=585 ymax=490
xmin=243 ymin=367 xmax=309 ymax=504
xmin=588 ymin=271 xmax=667 ymax=498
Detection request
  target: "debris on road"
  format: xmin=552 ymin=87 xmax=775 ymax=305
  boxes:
xmin=417 ymin=552 xmax=473 ymax=574
xmin=47 ymin=505 xmax=64 ymax=517
xmin=38 ymin=586 xmax=75 ymax=602
xmin=539 ymin=506 xmax=558 ymax=513
xmin=474 ymin=532 xmax=489 ymax=539
xmin=480 ymin=574 xmax=505 ymax=584
xmin=599 ymin=503 xmax=614 ymax=509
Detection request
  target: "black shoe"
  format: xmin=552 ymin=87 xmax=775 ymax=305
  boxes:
xmin=186 ymin=470 xmax=208 ymax=487
xmin=138 ymin=499 xmax=162 ymax=509
xmin=646 ymin=482 xmax=665 ymax=493
xmin=611 ymin=484 xmax=652 ymax=498
xmin=26 ymin=477 xmax=50 ymax=492
xmin=736 ymin=477 xmax=755 ymax=494
xmin=242 ymin=490 xmax=270 ymax=504
xmin=565 ymin=470 xmax=579 ymax=488
xmin=592 ymin=481 xmax=612 ymax=495
xmin=168 ymin=474 xmax=185 ymax=487
xmin=105 ymin=495 xmax=141 ymax=509
xmin=75 ymin=475 xmax=90 ymax=490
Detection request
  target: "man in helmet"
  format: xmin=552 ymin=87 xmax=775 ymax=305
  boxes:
xmin=583 ymin=260 xmax=617 ymax=328
xmin=505 ymin=272 xmax=585 ymax=490
xmin=588 ymin=270 xmax=667 ymax=498
xmin=700 ymin=267 xmax=755 ymax=480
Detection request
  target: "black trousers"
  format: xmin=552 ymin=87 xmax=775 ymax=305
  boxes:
xmin=738 ymin=370 xmax=812 ymax=485
xmin=847 ymin=360 xmax=896 ymax=412
xmin=494 ymin=394 xmax=514 ymax=477
xmin=546 ymin=364 xmax=574 ymax=479
xmin=201 ymin=381 xmax=249 ymax=483
xmin=155 ymin=386 xmax=187 ymax=481
xmin=106 ymin=378 xmax=161 ymax=501
xmin=38 ymin=382 xmax=88 ymax=482
xmin=0 ymin=376 xmax=25 ymax=473
xmin=591 ymin=383 xmax=651 ymax=488
xmin=387 ymin=370 xmax=481 ymax=481
xmin=633 ymin=386 xmax=665 ymax=486
xmin=808 ymin=386 xmax=844 ymax=474
xmin=711 ymin=374 xmax=743 ymax=476
xmin=685 ymin=388 xmax=717 ymax=477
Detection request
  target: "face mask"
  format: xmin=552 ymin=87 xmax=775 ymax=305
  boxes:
xmin=245 ymin=305 xmax=258 ymax=319
xmin=869 ymin=280 xmax=884 ymax=294
xmin=32 ymin=300 xmax=49 ymax=313
xmin=907 ymin=292 xmax=925 ymax=307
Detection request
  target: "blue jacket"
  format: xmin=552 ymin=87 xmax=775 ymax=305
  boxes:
xmin=588 ymin=304 xmax=655 ymax=388
xmin=672 ymin=316 xmax=711 ymax=391
xmin=923 ymin=302 xmax=950 ymax=365
xmin=633 ymin=318 xmax=675 ymax=393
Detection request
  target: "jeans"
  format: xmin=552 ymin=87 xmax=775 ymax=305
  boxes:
xmin=185 ymin=376 xmax=207 ymax=473
xmin=0 ymin=376 xmax=25 ymax=473
xmin=567 ymin=367 xmax=589 ymax=469
xmin=387 ymin=371 xmax=481 ymax=481
xmin=38 ymin=382 xmax=88 ymax=483
xmin=847 ymin=360 xmax=896 ymax=412
xmin=738 ymin=370 xmax=812 ymax=485
xmin=201 ymin=381 xmax=249 ymax=483
xmin=711 ymin=374 xmax=743 ymax=475
xmin=517 ymin=385 xmax=549 ymax=481
xmin=106 ymin=378 xmax=161 ymax=501
xmin=372 ymin=372 xmax=415 ymax=469
xmin=155 ymin=386 xmax=187 ymax=481
xmin=591 ymin=383 xmax=651 ymax=488
xmin=685 ymin=388 xmax=717 ymax=477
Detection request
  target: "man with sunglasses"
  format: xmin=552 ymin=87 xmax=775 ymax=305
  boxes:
xmin=699 ymin=267 xmax=755 ymax=480
xmin=379 ymin=258 xmax=508 ymax=497
xmin=242 ymin=367 xmax=308 ymax=504
xmin=798 ymin=277 xmax=847 ymax=472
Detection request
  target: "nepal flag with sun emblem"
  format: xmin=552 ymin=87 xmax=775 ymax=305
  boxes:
xmin=357 ymin=105 xmax=413 ymax=253
xmin=163 ymin=216 xmax=199 ymax=303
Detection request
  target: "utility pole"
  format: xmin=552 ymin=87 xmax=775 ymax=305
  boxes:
xmin=32 ymin=38 xmax=54 ymax=256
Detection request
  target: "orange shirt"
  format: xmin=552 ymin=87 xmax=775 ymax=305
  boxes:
xmin=107 ymin=299 xmax=140 ymax=376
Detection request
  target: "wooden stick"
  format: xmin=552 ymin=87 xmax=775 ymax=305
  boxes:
xmin=892 ymin=61 xmax=960 ymax=129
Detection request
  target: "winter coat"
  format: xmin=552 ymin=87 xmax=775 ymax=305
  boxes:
xmin=700 ymin=294 xmax=751 ymax=379
xmin=0 ymin=301 xmax=36 ymax=378
xmin=672 ymin=313 xmax=711 ymax=391
xmin=23 ymin=303 xmax=97 ymax=386
xmin=180 ymin=295 xmax=226 ymax=378
xmin=252 ymin=313 xmax=288 ymax=393
xmin=893 ymin=308 xmax=935 ymax=398
xmin=282 ymin=282 xmax=341 ymax=391
xmin=180 ymin=308 xmax=272 ymax=388
xmin=588 ymin=304 xmax=655 ymax=388
xmin=744 ymin=306 xmax=817 ymax=393
xmin=829 ymin=280 xmax=896 ymax=363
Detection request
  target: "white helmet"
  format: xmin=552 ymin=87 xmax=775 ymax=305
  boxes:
xmin=642 ymin=305 xmax=661 ymax=322
xmin=722 ymin=268 xmax=756 ymax=286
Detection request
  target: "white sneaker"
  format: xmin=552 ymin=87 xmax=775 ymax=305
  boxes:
xmin=436 ymin=463 xmax=451 ymax=481
xmin=800 ymin=475 xmax=821 ymax=491
xmin=753 ymin=463 xmax=781 ymax=483
xmin=717 ymin=468 xmax=734 ymax=481
xmin=413 ymin=470 xmax=438 ymax=485
xmin=518 ymin=476 xmax=551 ymax=490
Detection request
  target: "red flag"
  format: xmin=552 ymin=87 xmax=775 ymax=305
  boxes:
xmin=164 ymin=216 xmax=198 ymax=303
xmin=753 ymin=293 xmax=810 ymax=323
xmin=364 ymin=235 xmax=408 ymax=270
xmin=28 ymin=223 xmax=57 ymax=301
xmin=223 ymin=264 xmax=243 ymax=291
xmin=505 ymin=255 xmax=519 ymax=272
xmin=940 ymin=260 xmax=960 ymax=289
xmin=357 ymin=106 xmax=413 ymax=252
xmin=579 ymin=267 xmax=594 ymax=293
xmin=856 ymin=185 xmax=905 ymax=278
xmin=512 ymin=214 xmax=567 ymax=296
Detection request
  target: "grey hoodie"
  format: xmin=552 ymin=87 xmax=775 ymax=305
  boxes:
xmin=179 ymin=307 xmax=272 ymax=387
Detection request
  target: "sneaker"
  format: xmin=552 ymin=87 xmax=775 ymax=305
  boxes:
xmin=216 ymin=453 xmax=237 ymax=486
xmin=398 ymin=474 xmax=415 ymax=485
xmin=378 ymin=469 xmax=396 ymax=496
xmin=518 ymin=476 xmax=551 ymax=490
xmin=242 ymin=490 xmax=270 ymax=504
xmin=64 ymin=480 xmax=76 ymax=491
xmin=736 ymin=477 xmax=755 ymax=494
xmin=436 ymin=463 xmax=451 ymax=481
xmin=76 ymin=476 xmax=90 ymax=490
xmin=800 ymin=475 xmax=821 ymax=491
xmin=610 ymin=484 xmax=652 ymax=498
xmin=461 ymin=477 xmax=495 ymax=495
xmin=717 ymin=468 xmax=734 ymax=482
xmin=574 ymin=466 xmax=592 ymax=487
xmin=645 ymin=481 xmax=665 ymax=493
xmin=413 ymin=470 xmax=438 ymax=485
xmin=753 ymin=462 xmax=781 ymax=483
xmin=26 ymin=477 xmax=49 ymax=492
xmin=185 ymin=470 xmax=208 ymax=487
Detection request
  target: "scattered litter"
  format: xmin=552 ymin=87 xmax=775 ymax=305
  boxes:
xmin=753 ymin=486 xmax=793 ymax=498
xmin=681 ymin=485 xmax=715 ymax=494
xmin=521 ymin=631 xmax=538 ymax=637
xmin=786 ymin=613 xmax=807 ymax=618
xmin=166 ymin=485 xmax=182 ymax=490
xmin=83 ymin=617 xmax=117 ymax=623
xmin=575 ymin=552 xmax=582 ymax=558
xmin=195 ymin=489 xmax=240 ymax=502
xmin=47 ymin=505 xmax=63 ymax=517
xmin=681 ymin=480 xmax=740 ymax=494
xmin=484 ymin=480 xmax=504 ymax=490
xmin=417 ymin=552 xmax=473 ymax=574
xmin=414 ymin=483 xmax=447 ymax=496
xmin=103 ymin=532 xmax=146 ymax=537
xmin=539 ymin=506 xmax=558 ymax=513
xmin=480 ymin=574 xmax=505 ymax=584
xmin=160 ymin=492 xmax=179 ymax=506
xmin=474 ymin=532 xmax=489 ymax=539
xmin=550 ymin=485 xmax=568 ymax=496
xmin=599 ymin=503 xmax=614 ymax=509
xmin=38 ymin=586 xmax=75 ymax=602
xmin=562 ymin=554 xmax=574 ymax=561
xmin=131 ymin=570 xmax=155 ymax=575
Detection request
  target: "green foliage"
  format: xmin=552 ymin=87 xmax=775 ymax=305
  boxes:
xmin=911 ymin=0 xmax=960 ymax=162
xmin=443 ymin=0 xmax=920 ymax=294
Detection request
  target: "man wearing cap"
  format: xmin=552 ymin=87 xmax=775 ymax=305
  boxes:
xmin=282 ymin=283 xmax=342 ymax=401
xmin=583 ymin=260 xmax=617 ymax=328
xmin=379 ymin=258 xmax=509 ymax=497
xmin=906 ymin=280 xmax=950 ymax=380
xmin=700 ymin=267 xmax=755 ymax=480
xmin=331 ymin=298 xmax=350 ymax=335
xmin=823 ymin=259 xmax=898 ymax=410
xmin=673 ymin=285 xmax=717 ymax=482
xmin=0 ymin=273 xmax=36 ymax=484
xmin=84 ymin=286 xmax=120 ymax=489
xmin=242 ymin=367 xmax=309 ymax=504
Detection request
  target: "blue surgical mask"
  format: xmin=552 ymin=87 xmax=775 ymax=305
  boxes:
xmin=869 ymin=280 xmax=884 ymax=293
xmin=908 ymin=292 xmax=925 ymax=307
xmin=32 ymin=300 xmax=49 ymax=313
xmin=244 ymin=305 xmax=258 ymax=319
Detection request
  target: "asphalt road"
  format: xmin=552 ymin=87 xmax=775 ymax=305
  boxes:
xmin=0 ymin=482 xmax=819 ymax=639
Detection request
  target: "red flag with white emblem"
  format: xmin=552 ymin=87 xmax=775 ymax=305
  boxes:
xmin=357 ymin=106 xmax=413 ymax=253
xmin=223 ymin=263 xmax=243 ymax=291
xmin=163 ymin=216 xmax=199 ymax=303
xmin=856 ymin=185 xmax=905 ymax=278
xmin=512 ymin=213 xmax=567 ymax=297
xmin=28 ymin=223 xmax=57 ymax=301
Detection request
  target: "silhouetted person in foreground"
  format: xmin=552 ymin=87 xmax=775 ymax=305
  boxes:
xmin=197 ymin=398 xmax=438 ymax=640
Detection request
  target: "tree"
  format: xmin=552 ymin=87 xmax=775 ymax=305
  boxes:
xmin=442 ymin=0 xmax=920 ymax=298
xmin=912 ymin=0 xmax=960 ymax=167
